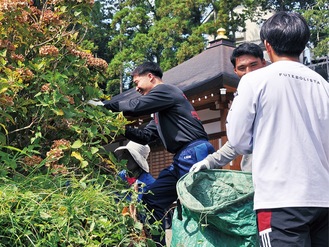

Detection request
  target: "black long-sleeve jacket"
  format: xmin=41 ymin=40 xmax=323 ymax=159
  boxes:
xmin=103 ymin=83 xmax=208 ymax=154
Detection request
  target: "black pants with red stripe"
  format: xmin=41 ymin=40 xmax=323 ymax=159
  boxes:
xmin=257 ymin=207 xmax=329 ymax=247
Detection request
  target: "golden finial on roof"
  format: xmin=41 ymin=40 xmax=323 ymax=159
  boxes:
xmin=217 ymin=28 xmax=228 ymax=39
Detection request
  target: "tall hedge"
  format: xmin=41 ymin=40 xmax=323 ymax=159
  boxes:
xmin=0 ymin=1 xmax=159 ymax=246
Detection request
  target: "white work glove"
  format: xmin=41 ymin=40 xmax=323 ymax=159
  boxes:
xmin=190 ymin=160 xmax=212 ymax=172
xmin=87 ymin=99 xmax=104 ymax=106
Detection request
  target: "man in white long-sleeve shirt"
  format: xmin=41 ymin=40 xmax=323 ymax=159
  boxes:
xmin=227 ymin=12 xmax=329 ymax=247
xmin=190 ymin=42 xmax=266 ymax=172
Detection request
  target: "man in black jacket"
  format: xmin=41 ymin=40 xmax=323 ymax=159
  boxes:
xmin=91 ymin=61 xmax=215 ymax=246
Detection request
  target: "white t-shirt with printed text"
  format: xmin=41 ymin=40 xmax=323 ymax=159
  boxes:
xmin=227 ymin=60 xmax=329 ymax=210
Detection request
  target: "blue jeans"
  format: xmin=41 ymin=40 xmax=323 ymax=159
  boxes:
xmin=142 ymin=139 xmax=215 ymax=246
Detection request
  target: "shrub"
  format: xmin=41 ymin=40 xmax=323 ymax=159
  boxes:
xmin=0 ymin=173 xmax=157 ymax=246
xmin=0 ymin=1 xmax=158 ymax=245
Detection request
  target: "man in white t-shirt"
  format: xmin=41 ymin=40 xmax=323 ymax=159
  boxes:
xmin=226 ymin=12 xmax=329 ymax=246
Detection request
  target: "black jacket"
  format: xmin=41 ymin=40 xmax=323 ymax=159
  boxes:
xmin=103 ymin=84 xmax=208 ymax=154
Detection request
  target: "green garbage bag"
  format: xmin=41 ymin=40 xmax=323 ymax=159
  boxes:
xmin=171 ymin=169 xmax=258 ymax=247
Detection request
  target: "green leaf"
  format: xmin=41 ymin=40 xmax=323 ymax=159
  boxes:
xmin=0 ymin=49 xmax=7 ymax=57
xmin=90 ymin=221 xmax=95 ymax=232
xmin=51 ymin=108 xmax=64 ymax=116
xmin=30 ymin=132 xmax=42 ymax=144
xmin=1 ymin=145 xmax=23 ymax=153
xmin=40 ymin=211 xmax=52 ymax=219
xmin=91 ymin=147 xmax=99 ymax=155
xmin=34 ymin=92 xmax=42 ymax=97
xmin=74 ymin=11 xmax=82 ymax=17
xmin=81 ymin=160 xmax=88 ymax=168
xmin=0 ymin=133 xmax=6 ymax=145
xmin=71 ymin=140 xmax=83 ymax=149
xmin=0 ymin=112 xmax=14 ymax=124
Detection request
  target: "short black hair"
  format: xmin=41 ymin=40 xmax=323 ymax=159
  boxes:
xmin=260 ymin=11 xmax=310 ymax=57
xmin=131 ymin=61 xmax=163 ymax=79
xmin=230 ymin=42 xmax=264 ymax=67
